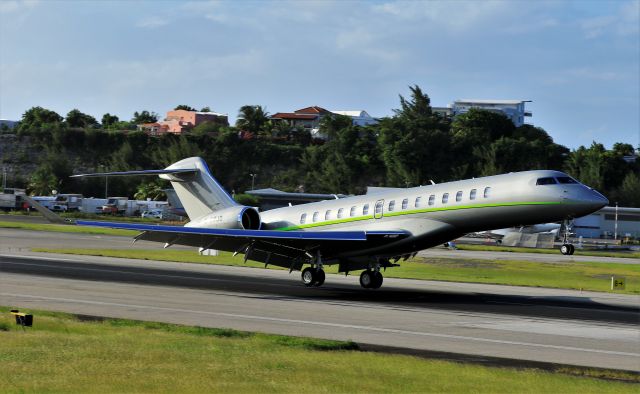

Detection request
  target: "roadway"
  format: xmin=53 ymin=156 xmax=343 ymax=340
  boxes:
xmin=1 ymin=229 xmax=639 ymax=372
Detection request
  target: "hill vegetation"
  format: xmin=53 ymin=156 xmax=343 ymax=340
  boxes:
xmin=1 ymin=86 xmax=638 ymax=206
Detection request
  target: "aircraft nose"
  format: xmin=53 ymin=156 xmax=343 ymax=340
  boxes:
xmin=585 ymin=188 xmax=608 ymax=210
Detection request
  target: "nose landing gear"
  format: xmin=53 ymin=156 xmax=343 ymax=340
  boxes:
xmin=560 ymin=219 xmax=575 ymax=255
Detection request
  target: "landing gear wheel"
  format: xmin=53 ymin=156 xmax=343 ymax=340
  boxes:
xmin=313 ymin=269 xmax=325 ymax=287
xmin=301 ymin=267 xmax=315 ymax=286
xmin=371 ymin=271 xmax=383 ymax=289
xmin=560 ymin=244 xmax=571 ymax=255
xmin=359 ymin=270 xmax=373 ymax=288
xmin=568 ymin=244 xmax=575 ymax=255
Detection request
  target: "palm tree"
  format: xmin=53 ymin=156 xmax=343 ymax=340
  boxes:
xmin=235 ymin=105 xmax=269 ymax=134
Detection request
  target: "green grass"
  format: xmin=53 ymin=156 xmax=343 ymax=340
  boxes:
xmin=456 ymin=244 xmax=640 ymax=259
xmin=0 ymin=220 xmax=138 ymax=236
xmin=31 ymin=247 xmax=640 ymax=294
xmin=0 ymin=307 xmax=636 ymax=393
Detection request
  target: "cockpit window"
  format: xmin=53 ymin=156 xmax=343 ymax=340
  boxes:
xmin=536 ymin=177 xmax=557 ymax=185
xmin=556 ymin=177 xmax=578 ymax=184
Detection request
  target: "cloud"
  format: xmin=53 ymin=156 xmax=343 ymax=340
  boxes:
xmin=0 ymin=0 xmax=38 ymax=13
xmin=580 ymin=0 xmax=640 ymax=39
xmin=136 ymin=16 xmax=168 ymax=29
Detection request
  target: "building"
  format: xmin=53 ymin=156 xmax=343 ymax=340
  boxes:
xmin=138 ymin=109 xmax=228 ymax=135
xmin=451 ymin=99 xmax=532 ymax=127
xmin=330 ymin=110 xmax=378 ymax=127
xmin=573 ymin=206 xmax=640 ymax=239
xmin=270 ymin=106 xmax=331 ymax=131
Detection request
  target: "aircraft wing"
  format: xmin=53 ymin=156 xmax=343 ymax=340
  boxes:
xmin=76 ymin=220 xmax=409 ymax=269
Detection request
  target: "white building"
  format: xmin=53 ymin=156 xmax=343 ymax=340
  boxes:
xmin=331 ymin=110 xmax=378 ymax=127
xmin=451 ymin=99 xmax=532 ymax=127
xmin=573 ymin=206 xmax=640 ymax=239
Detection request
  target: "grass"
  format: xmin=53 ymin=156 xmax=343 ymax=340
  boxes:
xmin=31 ymin=247 xmax=640 ymax=294
xmin=456 ymin=244 xmax=640 ymax=259
xmin=0 ymin=307 xmax=637 ymax=393
xmin=0 ymin=220 xmax=138 ymax=237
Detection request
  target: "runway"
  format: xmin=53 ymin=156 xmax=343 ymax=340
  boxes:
xmin=1 ymin=248 xmax=639 ymax=371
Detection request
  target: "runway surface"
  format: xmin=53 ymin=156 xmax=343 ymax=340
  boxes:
xmin=1 ymin=244 xmax=639 ymax=371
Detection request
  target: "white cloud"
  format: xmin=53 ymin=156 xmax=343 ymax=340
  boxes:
xmin=136 ymin=16 xmax=168 ymax=29
xmin=0 ymin=0 xmax=38 ymax=14
xmin=580 ymin=0 xmax=640 ymax=39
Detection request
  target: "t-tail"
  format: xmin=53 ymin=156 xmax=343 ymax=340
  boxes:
xmin=71 ymin=157 xmax=260 ymax=228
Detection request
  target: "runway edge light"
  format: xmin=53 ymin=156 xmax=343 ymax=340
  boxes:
xmin=10 ymin=310 xmax=33 ymax=328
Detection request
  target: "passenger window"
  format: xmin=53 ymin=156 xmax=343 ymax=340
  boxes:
xmin=325 ymin=210 xmax=331 ymax=220
xmin=415 ymin=196 xmax=422 ymax=208
xmin=428 ymin=195 xmax=435 ymax=206
xmin=456 ymin=191 xmax=462 ymax=202
xmin=556 ymin=177 xmax=578 ymax=184
xmin=402 ymin=198 xmax=408 ymax=209
xmin=470 ymin=189 xmax=477 ymax=200
xmin=363 ymin=204 xmax=370 ymax=215
xmin=484 ymin=187 xmax=491 ymax=198
xmin=337 ymin=208 xmax=344 ymax=218
xmin=350 ymin=206 xmax=356 ymax=217
xmin=388 ymin=200 xmax=395 ymax=211
xmin=536 ymin=177 xmax=557 ymax=185
xmin=312 ymin=212 xmax=319 ymax=222
xmin=300 ymin=213 xmax=307 ymax=224
xmin=442 ymin=193 xmax=449 ymax=204
xmin=375 ymin=201 xmax=383 ymax=215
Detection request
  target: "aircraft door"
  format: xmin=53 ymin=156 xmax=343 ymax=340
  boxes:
xmin=374 ymin=199 xmax=384 ymax=219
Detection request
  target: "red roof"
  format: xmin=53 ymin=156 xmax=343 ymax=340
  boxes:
xmin=271 ymin=112 xmax=317 ymax=120
xmin=294 ymin=106 xmax=330 ymax=114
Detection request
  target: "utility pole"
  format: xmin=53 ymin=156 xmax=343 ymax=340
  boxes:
xmin=105 ymin=176 xmax=108 ymax=199
xmin=250 ymin=173 xmax=257 ymax=191
xmin=1 ymin=167 xmax=6 ymax=190
xmin=614 ymin=202 xmax=618 ymax=241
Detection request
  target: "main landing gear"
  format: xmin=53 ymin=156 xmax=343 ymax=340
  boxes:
xmin=359 ymin=269 xmax=383 ymax=289
xmin=301 ymin=267 xmax=325 ymax=287
xmin=560 ymin=244 xmax=575 ymax=255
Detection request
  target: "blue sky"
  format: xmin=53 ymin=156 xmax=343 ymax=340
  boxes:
xmin=1 ymin=0 xmax=638 ymax=150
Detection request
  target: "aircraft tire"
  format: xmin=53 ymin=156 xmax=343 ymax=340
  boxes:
xmin=568 ymin=244 xmax=575 ymax=255
xmin=301 ymin=267 xmax=316 ymax=286
xmin=313 ymin=269 xmax=325 ymax=287
xmin=371 ymin=271 xmax=383 ymax=289
xmin=560 ymin=244 xmax=570 ymax=255
xmin=359 ymin=270 xmax=373 ymax=288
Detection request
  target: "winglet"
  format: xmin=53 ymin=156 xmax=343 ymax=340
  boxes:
xmin=21 ymin=195 xmax=74 ymax=225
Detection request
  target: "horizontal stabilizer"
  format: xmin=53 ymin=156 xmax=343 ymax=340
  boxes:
xmin=70 ymin=168 xmax=197 ymax=178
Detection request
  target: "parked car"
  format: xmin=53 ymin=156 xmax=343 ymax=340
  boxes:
xmin=141 ymin=209 xmax=163 ymax=219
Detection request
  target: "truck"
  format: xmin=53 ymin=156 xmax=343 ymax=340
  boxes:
xmin=0 ymin=188 xmax=26 ymax=211
xmin=100 ymin=197 xmax=129 ymax=215
xmin=51 ymin=194 xmax=83 ymax=212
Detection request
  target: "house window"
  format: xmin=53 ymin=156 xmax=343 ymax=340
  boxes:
xmin=388 ymin=200 xmax=395 ymax=211
xmin=456 ymin=191 xmax=463 ymax=202
xmin=350 ymin=206 xmax=356 ymax=217
xmin=402 ymin=198 xmax=408 ymax=209
xmin=442 ymin=193 xmax=449 ymax=204
xmin=470 ymin=189 xmax=477 ymax=200
xmin=300 ymin=213 xmax=307 ymax=224
xmin=337 ymin=208 xmax=344 ymax=218
xmin=484 ymin=187 xmax=491 ymax=198
xmin=363 ymin=204 xmax=370 ymax=215
xmin=415 ymin=196 xmax=422 ymax=208
xmin=428 ymin=195 xmax=435 ymax=206
xmin=325 ymin=210 xmax=332 ymax=221
xmin=312 ymin=212 xmax=319 ymax=222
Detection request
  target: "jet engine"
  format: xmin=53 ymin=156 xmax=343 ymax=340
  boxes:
xmin=186 ymin=206 xmax=261 ymax=230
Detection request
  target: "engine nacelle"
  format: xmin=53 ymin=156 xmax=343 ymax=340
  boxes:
xmin=186 ymin=206 xmax=261 ymax=230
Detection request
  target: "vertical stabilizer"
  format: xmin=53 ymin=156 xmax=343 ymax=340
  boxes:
xmin=160 ymin=157 xmax=237 ymax=220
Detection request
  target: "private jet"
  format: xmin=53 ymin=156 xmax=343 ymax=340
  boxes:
xmin=66 ymin=157 xmax=607 ymax=289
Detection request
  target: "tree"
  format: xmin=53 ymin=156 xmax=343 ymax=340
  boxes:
xmin=132 ymin=110 xmax=159 ymax=124
xmin=191 ymin=121 xmax=222 ymax=136
xmin=17 ymin=106 xmax=63 ymax=132
xmin=200 ymin=107 xmax=211 ymax=112
xmin=101 ymin=113 xmax=119 ymax=128
xmin=174 ymin=105 xmax=196 ymax=111
xmin=134 ymin=181 xmax=166 ymax=201
xmin=236 ymin=105 xmax=269 ymax=134
xmin=616 ymin=172 xmax=640 ymax=207
xmin=66 ymin=109 xmax=98 ymax=128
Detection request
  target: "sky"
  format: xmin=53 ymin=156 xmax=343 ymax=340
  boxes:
xmin=0 ymin=0 xmax=638 ymax=150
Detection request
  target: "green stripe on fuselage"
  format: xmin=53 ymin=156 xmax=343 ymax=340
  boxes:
xmin=274 ymin=201 xmax=563 ymax=231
